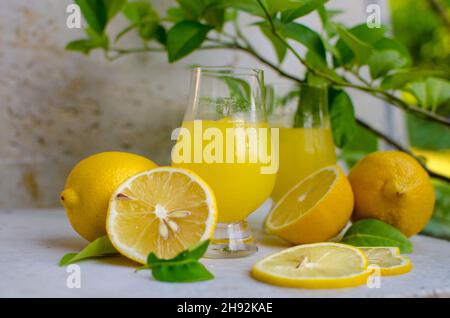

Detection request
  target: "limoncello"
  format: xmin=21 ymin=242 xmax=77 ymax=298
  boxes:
xmin=172 ymin=119 xmax=277 ymax=223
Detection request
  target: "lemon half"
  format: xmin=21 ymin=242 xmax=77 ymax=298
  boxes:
xmin=106 ymin=167 xmax=217 ymax=264
xmin=265 ymin=166 xmax=353 ymax=244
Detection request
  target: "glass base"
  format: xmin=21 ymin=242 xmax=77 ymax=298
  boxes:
xmin=205 ymin=220 xmax=257 ymax=258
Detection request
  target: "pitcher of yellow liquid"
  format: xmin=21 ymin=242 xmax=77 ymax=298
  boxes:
xmin=267 ymin=82 xmax=337 ymax=202
xmin=172 ymin=67 xmax=277 ymax=258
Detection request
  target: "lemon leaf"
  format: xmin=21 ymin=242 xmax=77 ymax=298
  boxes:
xmin=58 ymin=236 xmax=118 ymax=266
xmin=142 ymin=240 xmax=214 ymax=282
xmin=341 ymin=219 xmax=413 ymax=253
xmin=152 ymin=260 xmax=214 ymax=283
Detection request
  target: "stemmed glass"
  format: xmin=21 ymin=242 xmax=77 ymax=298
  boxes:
xmin=172 ymin=67 xmax=277 ymax=258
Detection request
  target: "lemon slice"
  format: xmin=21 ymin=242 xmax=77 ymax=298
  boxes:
xmin=252 ymin=243 xmax=370 ymax=289
xmin=266 ymin=166 xmax=353 ymax=244
xmin=359 ymin=247 xmax=412 ymax=276
xmin=106 ymin=167 xmax=217 ymax=264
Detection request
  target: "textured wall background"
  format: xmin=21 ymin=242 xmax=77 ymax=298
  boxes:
xmin=0 ymin=0 xmax=398 ymax=208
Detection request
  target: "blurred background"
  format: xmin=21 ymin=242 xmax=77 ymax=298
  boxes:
xmin=0 ymin=0 xmax=448 ymax=209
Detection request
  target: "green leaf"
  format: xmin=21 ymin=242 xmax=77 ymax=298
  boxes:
xmin=214 ymin=0 xmax=265 ymax=17
xmin=421 ymin=180 xmax=450 ymax=241
xmin=281 ymin=0 xmax=329 ymax=23
xmin=277 ymin=21 xmax=326 ymax=60
xmin=58 ymin=236 xmax=118 ymax=266
xmin=204 ymin=8 xmax=225 ymax=30
xmin=66 ymin=39 xmax=98 ymax=54
xmin=368 ymin=50 xmax=409 ymax=79
xmin=123 ymin=1 xmax=159 ymax=40
xmin=407 ymin=77 xmax=450 ymax=112
xmin=341 ymin=219 xmax=413 ymax=253
xmin=104 ymin=0 xmax=126 ymax=20
xmin=266 ymin=0 xmax=305 ymax=14
xmin=335 ymin=25 xmax=373 ymax=65
xmin=328 ymin=88 xmax=356 ymax=147
xmin=305 ymin=50 xmax=344 ymax=84
xmin=166 ymin=21 xmax=213 ymax=62
xmin=75 ymin=0 xmax=108 ymax=34
xmin=166 ymin=7 xmax=187 ymax=22
xmin=380 ymin=69 xmax=443 ymax=90
xmin=373 ymin=37 xmax=411 ymax=67
xmin=258 ymin=24 xmax=287 ymax=63
xmin=334 ymin=23 xmax=387 ymax=66
xmin=185 ymin=239 xmax=211 ymax=260
xmin=176 ymin=0 xmax=205 ymax=20
xmin=152 ymin=260 xmax=214 ymax=282
xmin=66 ymin=29 xmax=109 ymax=54
xmin=142 ymin=240 xmax=214 ymax=282
xmin=154 ymin=25 xmax=167 ymax=45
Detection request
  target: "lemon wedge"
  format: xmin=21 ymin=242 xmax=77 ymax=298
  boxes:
xmin=359 ymin=247 xmax=412 ymax=276
xmin=106 ymin=167 xmax=217 ymax=264
xmin=252 ymin=243 xmax=370 ymax=289
xmin=265 ymin=166 xmax=353 ymax=244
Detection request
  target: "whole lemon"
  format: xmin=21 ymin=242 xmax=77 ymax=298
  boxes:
xmin=60 ymin=152 xmax=157 ymax=241
xmin=348 ymin=151 xmax=435 ymax=237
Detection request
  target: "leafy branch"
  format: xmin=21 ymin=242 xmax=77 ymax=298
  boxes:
xmin=66 ymin=0 xmax=450 ymax=183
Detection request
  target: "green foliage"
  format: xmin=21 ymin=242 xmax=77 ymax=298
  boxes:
xmin=121 ymin=1 xmax=160 ymax=40
xmin=368 ymin=50 xmax=409 ymax=79
xmin=277 ymin=21 xmax=326 ymax=60
xmin=391 ymin=0 xmax=450 ymax=79
xmin=334 ymin=23 xmax=387 ymax=66
xmin=281 ymin=0 xmax=329 ymax=23
xmin=335 ymin=25 xmax=374 ymax=65
xmin=328 ymin=88 xmax=356 ymax=148
xmin=407 ymin=77 xmax=450 ymax=112
xmin=166 ymin=21 xmax=213 ymax=62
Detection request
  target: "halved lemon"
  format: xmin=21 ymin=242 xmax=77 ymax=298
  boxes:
xmin=106 ymin=167 xmax=217 ymax=264
xmin=252 ymin=243 xmax=370 ymax=289
xmin=359 ymin=247 xmax=412 ymax=276
xmin=265 ymin=166 xmax=354 ymax=244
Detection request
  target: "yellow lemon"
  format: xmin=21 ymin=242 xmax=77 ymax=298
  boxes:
xmin=60 ymin=152 xmax=157 ymax=241
xmin=359 ymin=247 xmax=412 ymax=276
xmin=348 ymin=151 xmax=435 ymax=237
xmin=106 ymin=167 xmax=217 ymax=264
xmin=252 ymin=243 xmax=370 ymax=289
xmin=265 ymin=166 xmax=354 ymax=244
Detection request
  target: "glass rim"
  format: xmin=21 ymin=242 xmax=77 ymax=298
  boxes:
xmin=192 ymin=66 xmax=263 ymax=76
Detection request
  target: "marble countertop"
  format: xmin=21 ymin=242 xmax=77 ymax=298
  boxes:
xmin=1 ymin=203 xmax=450 ymax=298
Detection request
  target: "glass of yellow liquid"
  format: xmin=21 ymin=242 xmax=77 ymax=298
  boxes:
xmin=172 ymin=67 xmax=277 ymax=258
xmin=267 ymin=82 xmax=337 ymax=202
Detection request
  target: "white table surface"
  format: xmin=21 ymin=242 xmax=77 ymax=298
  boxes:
xmin=1 ymin=202 xmax=450 ymax=298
